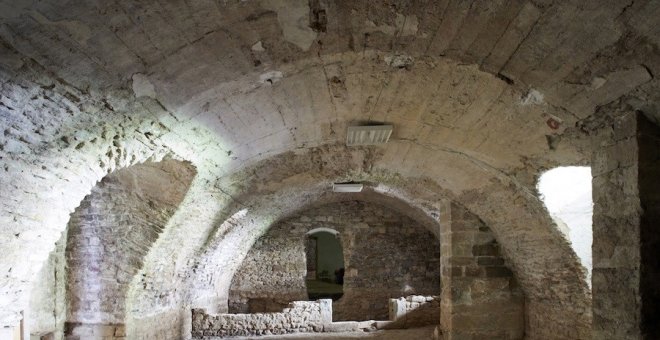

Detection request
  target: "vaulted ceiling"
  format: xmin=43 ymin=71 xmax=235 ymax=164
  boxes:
xmin=1 ymin=0 xmax=659 ymax=338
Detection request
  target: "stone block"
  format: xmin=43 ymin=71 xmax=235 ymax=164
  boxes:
xmin=70 ymin=325 xmax=93 ymax=337
xmin=484 ymin=266 xmax=512 ymax=278
xmin=450 ymin=257 xmax=476 ymax=266
xmin=318 ymin=299 xmax=332 ymax=324
xmin=99 ymin=325 xmax=115 ymax=336
xmin=472 ymin=243 xmax=499 ymax=256
xmin=410 ymin=295 xmax=426 ymax=303
xmin=464 ymin=265 xmax=482 ymax=277
xmin=357 ymin=320 xmax=375 ymax=330
xmin=476 ymin=256 xmax=504 ymax=266
xmin=375 ymin=320 xmax=394 ymax=329
xmin=324 ymin=321 xmax=359 ymax=332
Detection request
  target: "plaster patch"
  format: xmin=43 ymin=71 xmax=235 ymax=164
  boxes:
xmin=132 ymin=74 xmax=157 ymax=99
xmin=520 ymin=89 xmax=544 ymax=106
xmin=3 ymin=139 xmax=28 ymax=154
xmin=0 ymin=51 xmax=23 ymax=70
xmin=364 ymin=14 xmax=419 ymax=37
xmin=590 ymin=77 xmax=607 ymax=90
xmin=261 ymin=0 xmax=317 ymax=51
xmin=251 ymin=41 xmax=265 ymax=52
xmin=259 ymin=71 xmax=284 ymax=85
xmin=29 ymin=11 xmax=91 ymax=44
xmin=395 ymin=13 xmax=419 ymax=36
xmin=385 ymin=54 xmax=414 ymax=69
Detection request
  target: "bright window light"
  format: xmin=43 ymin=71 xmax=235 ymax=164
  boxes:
xmin=538 ymin=166 xmax=593 ymax=287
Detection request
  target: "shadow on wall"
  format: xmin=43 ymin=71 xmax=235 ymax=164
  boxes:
xmin=28 ymin=159 xmax=196 ymax=340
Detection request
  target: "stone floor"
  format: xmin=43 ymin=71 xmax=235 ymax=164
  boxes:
xmin=220 ymin=326 xmax=439 ymax=340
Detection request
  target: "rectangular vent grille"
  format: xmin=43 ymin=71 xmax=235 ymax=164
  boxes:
xmin=346 ymin=125 xmax=393 ymax=146
xmin=332 ymin=183 xmax=363 ymax=192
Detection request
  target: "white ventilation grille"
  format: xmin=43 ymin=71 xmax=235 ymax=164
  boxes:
xmin=332 ymin=183 xmax=363 ymax=192
xmin=346 ymin=125 xmax=393 ymax=146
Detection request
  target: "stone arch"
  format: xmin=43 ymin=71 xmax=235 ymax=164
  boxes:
xmin=304 ymin=227 xmax=344 ymax=298
xmin=2 ymin=58 xmax=592 ymax=338
xmin=2 ymin=47 xmax=592 ymax=330
xmin=175 ymin=143 xmax=588 ymax=337
xmin=306 ymin=227 xmax=340 ymax=236
xmin=227 ymin=199 xmax=441 ymax=321
xmin=3 ymin=1 xmax=653 ymax=336
xmin=0 ymin=65 xmax=191 ymax=325
xmin=28 ymin=159 xmax=196 ymax=339
xmin=64 ymin=159 xmax=196 ymax=338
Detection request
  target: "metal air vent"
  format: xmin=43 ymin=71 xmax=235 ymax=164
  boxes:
xmin=346 ymin=125 xmax=393 ymax=146
xmin=332 ymin=183 xmax=363 ymax=193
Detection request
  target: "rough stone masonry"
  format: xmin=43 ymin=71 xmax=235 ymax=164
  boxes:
xmin=1 ymin=0 xmax=660 ymax=339
xmin=229 ymin=200 xmax=440 ymax=321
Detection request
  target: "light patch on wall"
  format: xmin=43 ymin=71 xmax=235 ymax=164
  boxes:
xmin=260 ymin=0 xmax=317 ymax=51
xmin=259 ymin=71 xmax=283 ymax=85
xmin=131 ymin=73 xmax=156 ymax=99
xmin=520 ymin=88 xmax=544 ymax=106
xmin=234 ymin=208 xmax=248 ymax=220
xmin=306 ymin=227 xmax=339 ymax=236
xmin=538 ymin=166 xmax=593 ymax=286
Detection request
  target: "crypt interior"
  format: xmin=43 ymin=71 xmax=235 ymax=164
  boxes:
xmin=1 ymin=1 xmax=660 ymax=339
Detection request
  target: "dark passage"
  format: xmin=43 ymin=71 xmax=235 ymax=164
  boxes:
xmin=306 ymin=230 xmax=344 ymax=301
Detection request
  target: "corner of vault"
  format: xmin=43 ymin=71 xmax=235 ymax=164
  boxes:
xmin=28 ymin=158 xmax=197 ymax=339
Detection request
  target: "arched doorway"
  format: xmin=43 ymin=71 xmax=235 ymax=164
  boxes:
xmin=305 ymin=228 xmax=344 ymax=301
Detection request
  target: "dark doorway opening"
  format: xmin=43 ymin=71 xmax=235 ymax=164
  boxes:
xmin=305 ymin=230 xmax=344 ymax=301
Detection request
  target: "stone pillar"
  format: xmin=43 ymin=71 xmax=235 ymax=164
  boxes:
xmin=440 ymin=202 xmax=524 ymax=340
xmin=592 ymin=112 xmax=660 ymax=339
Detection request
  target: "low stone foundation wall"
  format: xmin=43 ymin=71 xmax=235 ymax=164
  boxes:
xmin=388 ymin=295 xmax=440 ymax=328
xmin=192 ymin=300 xmax=332 ymax=338
xmin=126 ymin=309 xmax=185 ymax=340
xmin=63 ymin=322 xmax=125 ymax=340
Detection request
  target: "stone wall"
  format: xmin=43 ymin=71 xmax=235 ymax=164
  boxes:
xmin=388 ymin=295 xmax=440 ymax=328
xmin=591 ymin=111 xmax=660 ymax=339
xmin=229 ymin=201 xmax=440 ymax=321
xmin=440 ymin=202 xmax=524 ymax=339
xmin=63 ymin=323 xmax=125 ymax=340
xmin=192 ymin=300 xmax=331 ymax=338
xmin=1 ymin=1 xmax=655 ymax=338
xmin=62 ymin=160 xmax=195 ymax=338
xmin=125 ymin=310 xmax=184 ymax=340
xmin=29 ymin=231 xmax=67 ymax=340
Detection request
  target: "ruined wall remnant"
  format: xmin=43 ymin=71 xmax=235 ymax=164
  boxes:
xmin=228 ymin=200 xmax=440 ymax=321
xmin=388 ymin=295 xmax=440 ymax=328
xmin=192 ymin=300 xmax=331 ymax=338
